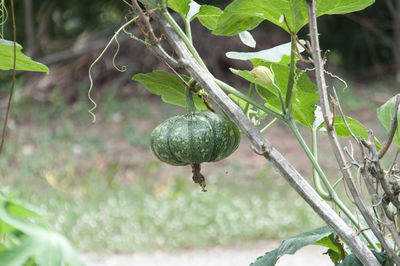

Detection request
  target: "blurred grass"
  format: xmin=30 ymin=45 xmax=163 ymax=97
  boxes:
xmin=0 ymin=90 xmax=323 ymax=253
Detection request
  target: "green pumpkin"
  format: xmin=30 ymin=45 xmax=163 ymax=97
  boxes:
xmin=150 ymin=110 xmax=240 ymax=166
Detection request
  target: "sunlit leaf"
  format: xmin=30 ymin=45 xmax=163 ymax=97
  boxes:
xmin=226 ymin=40 xmax=305 ymax=66
xmin=318 ymin=115 xmax=382 ymax=149
xmin=168 ymin=0 xmax=191 ymax=19
xmin=238 ymin=31 xmax=256 ymax=48
xmin=191 ymin=5 xmax=222 ymax=30
xmin=213 ymin=0 xmax=375 ymax=35
xmin=0 ymin=40 xmax=49 ymax=73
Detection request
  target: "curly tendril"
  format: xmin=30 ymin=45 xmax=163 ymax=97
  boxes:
xmin=112 ymin=36 xmax=127 ymax=72
xmin=0 ymin=0 xmax=8 ymax=38
xmin=296 ymin=67 xmax=348 ymax=92
xmin=87 ymin=16 xmax=139 ymax=122
xmin=324 ymin=70 xmax=348 ymax=91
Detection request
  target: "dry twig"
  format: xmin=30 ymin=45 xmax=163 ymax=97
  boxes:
xmin=306 ymin=0 xmax=398 ymax=264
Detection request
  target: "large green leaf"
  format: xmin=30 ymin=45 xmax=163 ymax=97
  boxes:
xmin=317 ymin=114 xmax=382 ymax=149
xmin=231 ymin=64 xmax=318 ymax=127
xmin=327 ymin=116 xmax=368 ymax=139
xmin=250 ymin=226 xmax=332 ymax=265
xmin=319 ymin=115 xmax=380 ymax=148
xmin=226 ymin=40 xmax=305 ymax=66
xmin=0 ymin=40 xmax=49 ymax=73
xmin=191 ymin=5 xmax=222 ymax=30
xmin=377 ymin=95 xmax=400 ymax=147
xmin=168 ymin=0 xmax=191 ymax=19
xmin=132 ymin=71 xmax=207 ymax=109
xmin=212 ymin=0 xmax=375 ymax=36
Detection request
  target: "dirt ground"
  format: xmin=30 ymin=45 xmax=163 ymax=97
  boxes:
xmin=82 ymin=241 xmax=331 ymax=266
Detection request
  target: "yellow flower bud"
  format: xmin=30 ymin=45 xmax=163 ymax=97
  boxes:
xmin=250 ymin=66 xmax=274 ymax=84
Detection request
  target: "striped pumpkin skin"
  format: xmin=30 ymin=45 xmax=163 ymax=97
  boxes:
xmin=150 ymin=111 xmax=240 ymax=166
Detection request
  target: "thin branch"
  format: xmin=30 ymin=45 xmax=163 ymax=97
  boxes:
xmin=332 ymin=87 xmax=360 ymax=144
xmin=378 ymin=94 xmax=400 ymax=159
xmin=306 ymin=0 xmax=397 ymax=264
xmin=363 ymin=169 xmax=400 ymax=249
xmin=388 ymin=148 xmax=400 ymax=175
xmin=0 ymin=0 xmax=17 ymax=154
xmin=305 ymin=0 xmax=332 ymax=129
xmin=363 ymin=134 xmax=400 ymax=210
xmin=122 ymin=0 xmax=133 ymax=8
xmin=385 ymin=0 xmax=397 ymax=19
xmin=131 ymin=0 xmax=158 ymax=43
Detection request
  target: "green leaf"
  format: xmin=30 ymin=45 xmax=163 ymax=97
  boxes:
xmin=238 ymin=31 xmax=256 ymax=48
xmin=0 ymin=190 xmax=40 ymax=219
xmin=377 ymin=95 xmax=400 ymax=147
xmin=315 ymin=234 xmax=346 ymax=264
xmin=250 ymin=226 xmax=332 ymax=266
xmin=132 ymin=71 xmax=207 ymax=110
xmin=371 ymin=251 xmax=395 ymax=266
xmin=0 ymin=40 xmax=49 ymax=73
xmin=331 ymin=116 xmax=368 ymax=139
xmin=326 ymin=248 xmax=343 ymax=265
xmin=317 ymin=115 xmax=382 ymax=150
xmin=192 ymin=5 xmax=223 ymax=30
xmin=0 ymin=204 xmax=83 ymax=266
xmin=339 ymin=251 xmax=395 ymax=266
xmin=168 ymin=0 xmax=191 ymax=19
xmin=231 ymin=64 xmax=318 ymax=127
xmin=314 ymin=234 xmax=340 ymax=254
xmin=213 ymin=0 xmax=375 ymax=36
xmin=0 ymin=233 xmax=83 ymax=266
xmin=226 ymin=40 xmax=305 ymax=66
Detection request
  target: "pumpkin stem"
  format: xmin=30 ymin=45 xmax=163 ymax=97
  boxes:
xmin=185 ymin=87 xmax=196 ymax=114
xmin=191 ymin=163 xmax=207 ymax=192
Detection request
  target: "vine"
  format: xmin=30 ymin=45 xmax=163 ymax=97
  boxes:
xmin=87 ymin=15 xmax=140 ymax=122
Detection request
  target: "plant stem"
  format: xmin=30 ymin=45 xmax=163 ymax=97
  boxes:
xmin=272 ymin=82 xmax=286 ymax=115
xmin=287 ymin=119 xmax=335 ymax=197
xmin=287 ymin=118 xmax=378 ymax=250
xmin=243 ymin=83 xmax=254 ymax=115
xmin=215 ymin=79 xmax=284 ymax=120
xmin=184 ymin=18 xmax=192 ymax=44
xmin=285 ymin=36 xmax=296 ymax=114
xmin=185 ymin=87 xmax=196 ymax=114
xmin=260 ymin=118 xmax=277 ymax=133
xmin=312 ymin=128 xmax=330 ymax=200
xmin=161 ymin=10 xmax=207 ymax=70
